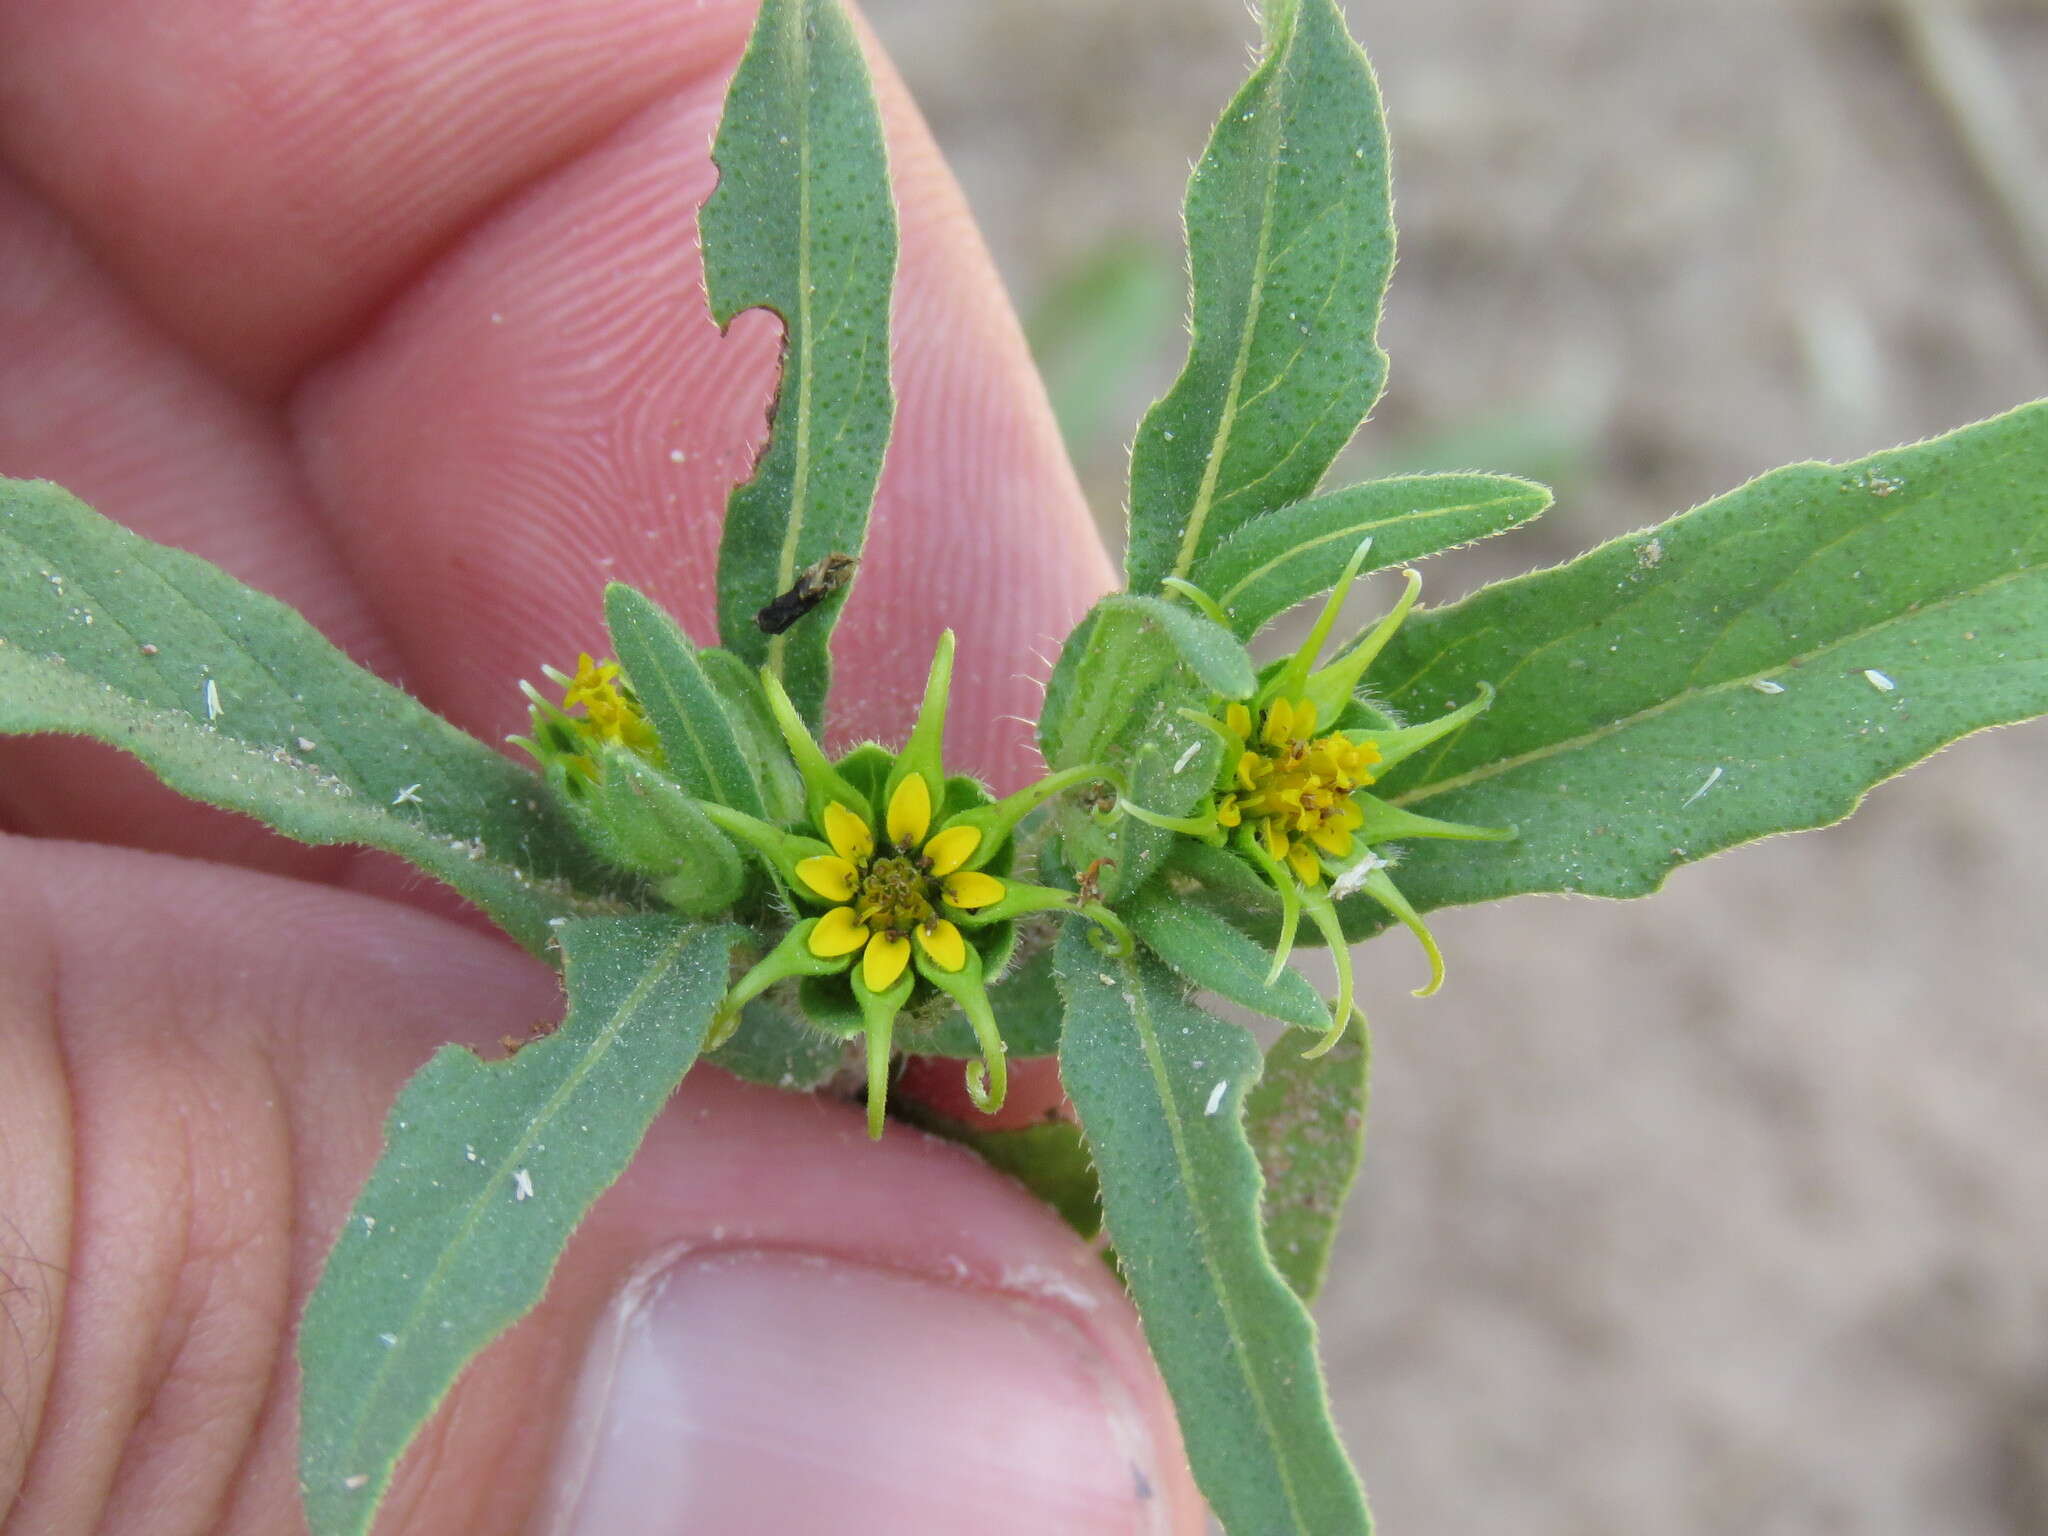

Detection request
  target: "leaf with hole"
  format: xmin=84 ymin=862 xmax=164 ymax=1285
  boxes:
xmin=706 ymin=0 xmax=896 ymax=731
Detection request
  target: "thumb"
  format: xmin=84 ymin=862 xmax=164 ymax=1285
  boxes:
xmin=0 ymin=835 xmax=1201 ymax=1533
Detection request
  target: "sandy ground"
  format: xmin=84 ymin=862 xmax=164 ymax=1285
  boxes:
xmin=867 ymin=2 xmax=2048 ymax=1531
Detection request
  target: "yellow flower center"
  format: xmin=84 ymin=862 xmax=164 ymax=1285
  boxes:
xmin=1217 ymin=697 xmax=1381 ymax=885
xmin=794 ymin=777 xmax=1003 ymax=991
xmin=560 ymin=653 xmax=661 ymax=759
xmin=854 ymin=854 xmax=937 ymax=935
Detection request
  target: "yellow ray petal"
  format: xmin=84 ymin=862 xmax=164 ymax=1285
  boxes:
xmin=863 ymin=931 xmax=912 ymax=991
xmin=822 ymin=801 xmax=874 ymax=863
xmin=1262 ymin=698 xmax=1293 ymax=746
xmin=886 ymin=774 xmax=932 ymax=848
xmin=941 ymin=870 xmax=1005 ymax=910
xmin=809 ymin=906 xmax=870 ymax=957
xmin=1262 ymin=819 xmax=1290 ymax=860
xmin=1310 ymin=824 xmax=1354 ymax=857
xmin=794 ymin=855 xmax=860 ymax=903
xmin=922 ymin=823 xmax=981 ymax=876
xmin=915 ymin=918 xmax=967 ymax=972
xmin=1287 ymin=842 xmax=1323 ymax=885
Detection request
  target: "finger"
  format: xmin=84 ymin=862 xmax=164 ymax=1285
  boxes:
xmin=2 ymin=837 xmax=1200 ymax=1532
xmin=0 ymin=0 xmax=756 ymax=397
xmin=1 ymin=0 xmax=1104 ymax=852
xmin=290 ymin=29 xmax=1106 ymax=791
xmin=0 ymin=168 xmax=388 ymax=871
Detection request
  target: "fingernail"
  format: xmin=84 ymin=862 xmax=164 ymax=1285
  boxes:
xmin=541 ymin=1247 xmax=1169 ymax=1535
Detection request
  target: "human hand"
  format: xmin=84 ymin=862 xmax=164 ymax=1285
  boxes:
xmin=0 ymin=1 xmax=1201 ymax=1528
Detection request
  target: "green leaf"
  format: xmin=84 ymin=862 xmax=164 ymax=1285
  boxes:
xmin=1126 ymin=881 xmax=1332 ymax=1032
xmin=1246 ymin=1027 xmax=1368 ymax=1303
xmin=922 ymin=939 xmax=1064 ymax=1058
xmin=698 ymin=647 xmax=807 ymax=824
xmin=1040 ymin=602 xmax=1223 ymax=901
xmin=707 ymin=994 xmax=846 ymax=1090
xmin=1194 ymin=473 xmax=1551 ymax=637
xmin=1056 ymin=929 xmax=1370 ymax=1534
xmin=705 ymin=0 xmax=896 ymax=732
xmin=604 ymin=584 xmax=763 ymax=816
xmin=1125 ymin=0 xmax=1394 ymax=590
xmin=1360 ymin=403 xmax=2048 ymax=926
xmin=0 ymin=479 xmax=625 ymax=956
xmin=297 ymin=916 xmax=739 ymax=1536
xmin=1102 ymin=593 xmax=1256 ymax=699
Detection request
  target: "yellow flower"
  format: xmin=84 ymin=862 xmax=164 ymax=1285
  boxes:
xmin=556 ymin=653 xmax=662 ymax=759
xmin=1121 ymin=540 xmax=1512 ymax=1056
xmin=702 ymin=630 xmax=1118 ymax=1138
xmin=1218 ymin=697 xmax=1380 ymax=886
xmin=513 ymin=652 xmax=665 ymax=790
xmin=792 ymin=777 xmax=1006 ymax=993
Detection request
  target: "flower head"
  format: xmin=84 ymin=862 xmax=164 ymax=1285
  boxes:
xmin=1127 ymin=540 xmax=1512 ymax=1054
xmin=512 ymin=652 xmax=663 ymax=792
xmin=701 ymin=632 xmax=1119 ymax=1137
xmin=511 ymin=652 xmax=746 ymax=915
xmin=794 ymin=777 xmax=1005 ymax=994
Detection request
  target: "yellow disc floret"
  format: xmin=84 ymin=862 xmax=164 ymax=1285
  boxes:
xmin=557 ymin=653 xmax=662 ymax=759
xmin=1214 ymin=697 xmax=1382 ymax=886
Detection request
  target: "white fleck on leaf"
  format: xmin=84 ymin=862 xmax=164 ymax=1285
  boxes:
xmin=1681 ymin=765 xmax=1723 ymax=807
xmin=204 ymin=677 xmax=222 ymax=719
xmin=1864 ymin=669 xmax=1896 ymax=692
xmin=513 ymin=1168 xmax=535 ymax=1202
xmin=392 ymin=783 xmax=424 ymax=806
xmin=1204 ymin=1080 xmax=1229 ymax=1116
xmin=1749 ymin=678 xmax=1785 ymax=695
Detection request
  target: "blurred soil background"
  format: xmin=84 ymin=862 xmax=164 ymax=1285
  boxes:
xmin=866 ymin=1 xmax=2048 ymax=1531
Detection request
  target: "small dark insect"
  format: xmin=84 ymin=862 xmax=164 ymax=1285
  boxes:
xmin=755 ymin=551 xmax=858 ymax=635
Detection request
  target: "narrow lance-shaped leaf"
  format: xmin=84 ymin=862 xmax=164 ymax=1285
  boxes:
xmin=605 ymin=582 xmax=763 ymax=815
xmin=1246 ymin=1027 xmax=1368 ymax=1303
xmin=1354 ymin=402 xmax=2048 ymax=928
xmin=1125 ymin=0 xmax=1394 ymax=590
xmin=705 ymin=0 xmax=896 ymax=731
xmin=1056 ymin=928 xmax=1371 ymax=1534
xmin=297 ymin=917 xmax=741 ymax=1536
xmin=1192 ymin=472 xmax=1551 ymax=638
xmin=1126 ymin=882 xmax=1333 ymax=1033
xmin=0 ymin=479 xmax=626 ymax=955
